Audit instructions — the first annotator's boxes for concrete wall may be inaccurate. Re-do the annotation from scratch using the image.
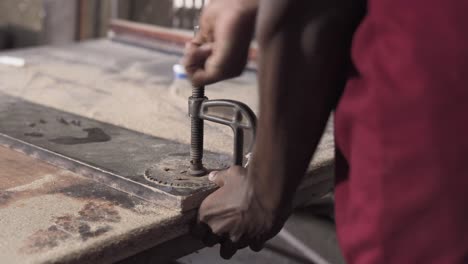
[0,0,44,49]
[43,0,78,45]
[0,0,200,50]
[77,0,113,39]
[0,0,77,50]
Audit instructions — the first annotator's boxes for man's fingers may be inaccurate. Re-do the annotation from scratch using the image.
[202,232,221,247]
[190,67,224,87]
[220,239,238,259]
[191,31,205,45]
[189,44,242,87]
[249,240,265,252]
[191,221,220,247]
[206,165,247,189]
[208,170,227,187]
[191,221,209,239]
[227,165,247,176]
[183,42,222,87]
[183,42,213,75]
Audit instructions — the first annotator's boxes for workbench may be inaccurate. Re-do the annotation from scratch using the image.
[0,39,334,263]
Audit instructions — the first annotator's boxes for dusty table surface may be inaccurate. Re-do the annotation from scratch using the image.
[0,145,195,264]
[0,39,334,263]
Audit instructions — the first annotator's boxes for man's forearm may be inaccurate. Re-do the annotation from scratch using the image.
[249,0,365,212]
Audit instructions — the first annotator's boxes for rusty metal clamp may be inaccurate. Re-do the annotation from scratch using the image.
[189,96,256,168]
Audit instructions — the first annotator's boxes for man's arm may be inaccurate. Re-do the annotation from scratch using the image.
[251,0,365,213]
[192,0,365,259]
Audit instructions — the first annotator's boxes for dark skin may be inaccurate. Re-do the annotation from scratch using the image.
[184,0,364,259]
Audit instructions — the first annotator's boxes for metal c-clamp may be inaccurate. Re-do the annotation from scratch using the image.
[188,95,257,176]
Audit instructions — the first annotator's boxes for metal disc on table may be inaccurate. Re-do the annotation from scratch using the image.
[144,153,230,188]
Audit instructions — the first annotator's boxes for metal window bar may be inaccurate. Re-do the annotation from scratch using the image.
[172,0,206,29]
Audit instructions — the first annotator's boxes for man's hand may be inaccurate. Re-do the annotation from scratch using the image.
[193,166,291,259]
[183,0,258,87]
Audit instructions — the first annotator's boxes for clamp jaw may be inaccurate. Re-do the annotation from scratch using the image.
[189,95,257,176]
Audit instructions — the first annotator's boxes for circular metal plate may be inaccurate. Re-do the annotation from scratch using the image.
[144,152,230,188]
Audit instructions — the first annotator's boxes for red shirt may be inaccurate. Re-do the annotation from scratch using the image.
[335,0,468,263]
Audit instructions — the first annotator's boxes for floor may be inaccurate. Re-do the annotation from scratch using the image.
[175,204,345,264]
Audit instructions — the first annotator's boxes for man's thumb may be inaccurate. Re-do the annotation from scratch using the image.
[208,170,226,187]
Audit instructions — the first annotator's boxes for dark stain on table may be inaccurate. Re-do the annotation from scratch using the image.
[0,191,13,207]
[24,132,44,138]
[55,182,140,211]
[21,201,121,254]
[54,214,86,233]
[21,226,72,254]
[79,225,113,241]
[49,127,111,145]
[78,202,121,223]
